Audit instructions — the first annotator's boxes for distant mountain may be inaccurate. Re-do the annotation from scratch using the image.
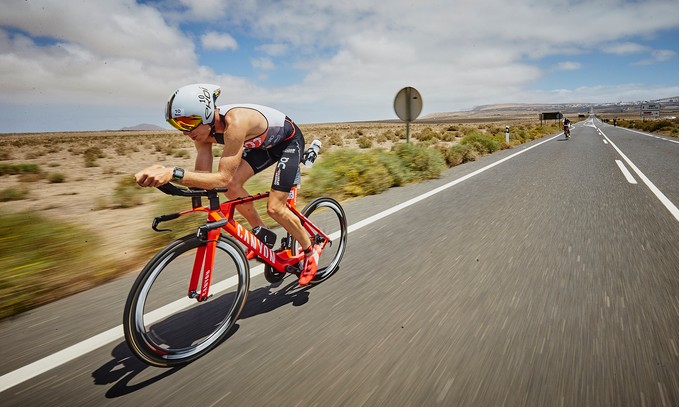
[422,97,679,120]
[120,123,167,131]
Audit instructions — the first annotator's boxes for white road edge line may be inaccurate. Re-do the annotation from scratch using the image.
[615,160,638,184]
[0,133,561,393]
[618,127,679,144]
[599,129,679,221]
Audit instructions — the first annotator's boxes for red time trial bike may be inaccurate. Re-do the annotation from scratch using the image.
[123,173,347,367]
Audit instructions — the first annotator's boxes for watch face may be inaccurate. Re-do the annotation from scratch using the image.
[173,167,184,181]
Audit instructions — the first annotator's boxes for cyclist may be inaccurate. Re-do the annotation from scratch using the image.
[134,83,321,286]
[563,117,571,137]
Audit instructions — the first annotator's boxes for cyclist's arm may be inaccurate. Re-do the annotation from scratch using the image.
[178,137,243,189]
[193,141,213,173]
[177,114,248,189]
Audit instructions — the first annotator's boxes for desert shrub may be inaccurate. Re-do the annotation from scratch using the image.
[0,186,29,202]
[415,127,440,143]
[25,151,45,160]
[0,211,118,319]
[48,173,66,183]
[514,129,529,142]
[0,148,12,160]
[640,120,672,133]
[439,132,456,142]
[174,149,190,158]
[358,137,373,149]
[374,150,410,187]
[443,144,474,167]
[379,130,393,142]
[391,143,446,181]
[111,175,145,208]
[84,146,105,167]
[304,149,394,198]
[18,173,43,183]
[461,133,501,154]
[0,163,41,176]
[115,143,137,156]
[328,133,344,146]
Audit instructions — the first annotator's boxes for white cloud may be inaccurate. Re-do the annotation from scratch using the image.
[251,57,274,70]
[556,61,582,71]
[201,31,238,51]
[602,42,650,55]
[257,43,289,57]
[178,0,227,20]
[635,49,677,65]
[0,0,200,110]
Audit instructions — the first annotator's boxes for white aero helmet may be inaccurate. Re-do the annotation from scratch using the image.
[165,83,221,131]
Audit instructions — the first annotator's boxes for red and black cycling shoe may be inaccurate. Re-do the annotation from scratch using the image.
[298,244,322,286]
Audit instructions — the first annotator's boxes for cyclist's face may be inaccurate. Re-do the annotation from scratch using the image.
[183,123,211,142]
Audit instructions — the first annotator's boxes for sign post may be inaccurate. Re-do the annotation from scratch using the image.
[393,87,423,143]
[505,126,509,144]
[640,103,661,119]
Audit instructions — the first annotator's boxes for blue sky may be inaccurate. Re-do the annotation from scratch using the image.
[0,0,678,132]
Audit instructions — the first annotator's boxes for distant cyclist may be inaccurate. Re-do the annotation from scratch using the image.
[563,117,571,138]
[134,83,321,286]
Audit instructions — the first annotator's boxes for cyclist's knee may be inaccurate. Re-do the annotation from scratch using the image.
[226,177,245,194]
[266,192,288,218]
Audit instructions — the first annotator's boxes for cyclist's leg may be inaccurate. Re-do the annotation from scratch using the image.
[269,189,320,285]
[265,133,323,284]
[265,134,311,250]
[268,190,311,250]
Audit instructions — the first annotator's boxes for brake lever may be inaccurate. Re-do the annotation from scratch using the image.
[152,213,181,232]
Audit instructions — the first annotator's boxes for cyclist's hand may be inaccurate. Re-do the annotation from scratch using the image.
[135,165,172,187]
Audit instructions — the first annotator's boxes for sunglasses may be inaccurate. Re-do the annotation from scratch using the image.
[167,115,203,132]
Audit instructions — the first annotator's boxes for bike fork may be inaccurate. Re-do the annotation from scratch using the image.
[189,230,220,302]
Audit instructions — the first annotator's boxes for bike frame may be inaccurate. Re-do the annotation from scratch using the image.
[179,187,332,302]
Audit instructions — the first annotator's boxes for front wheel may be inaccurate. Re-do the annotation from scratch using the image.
[292,196,347,285]
[123,234,250,367]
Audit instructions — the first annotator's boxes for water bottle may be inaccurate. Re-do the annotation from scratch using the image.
[252,226,276,249]
[303,139,322,168]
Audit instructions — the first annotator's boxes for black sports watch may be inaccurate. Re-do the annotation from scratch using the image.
[172,167,185,182]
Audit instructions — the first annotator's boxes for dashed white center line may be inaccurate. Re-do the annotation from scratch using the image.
[615,160,637,184]
[598,128,679,221]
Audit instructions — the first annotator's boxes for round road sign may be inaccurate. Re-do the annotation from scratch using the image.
[394,86,423,122]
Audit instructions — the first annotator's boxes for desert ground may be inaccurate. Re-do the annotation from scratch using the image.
[0,121,484,265]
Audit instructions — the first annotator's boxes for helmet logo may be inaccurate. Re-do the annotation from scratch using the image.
[198,87,213,121]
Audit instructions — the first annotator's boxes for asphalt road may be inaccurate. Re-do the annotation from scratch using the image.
[0,117,678,406]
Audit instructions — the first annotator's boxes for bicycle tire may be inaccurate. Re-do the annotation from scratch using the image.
[293,196,347,285]
[123,233,249,367]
